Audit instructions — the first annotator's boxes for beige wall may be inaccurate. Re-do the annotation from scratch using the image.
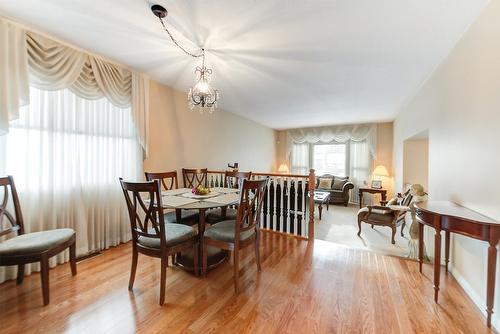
[393,0,500,327]
[403,139,429,190]
[143,80,276,174]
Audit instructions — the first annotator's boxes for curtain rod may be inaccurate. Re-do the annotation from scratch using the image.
[0,14,147,77]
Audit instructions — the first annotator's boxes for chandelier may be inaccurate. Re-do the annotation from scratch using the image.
[151,4,219,113]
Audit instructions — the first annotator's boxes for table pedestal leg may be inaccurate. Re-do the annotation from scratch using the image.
[358,191,363,209]
[486,241,498,328]
[318,203,323,220]
[434,227,441,303]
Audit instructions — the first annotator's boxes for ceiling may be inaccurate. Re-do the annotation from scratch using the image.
[0,0,489,129]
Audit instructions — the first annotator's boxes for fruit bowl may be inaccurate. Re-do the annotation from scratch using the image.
[192,185,211,195]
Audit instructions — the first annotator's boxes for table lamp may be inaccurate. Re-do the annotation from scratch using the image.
[372,165,389,188]
[277,164,290,174]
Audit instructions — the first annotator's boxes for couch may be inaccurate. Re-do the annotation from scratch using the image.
[316,174,354,207]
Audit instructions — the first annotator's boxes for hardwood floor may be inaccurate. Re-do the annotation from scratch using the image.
[0,231,495,333]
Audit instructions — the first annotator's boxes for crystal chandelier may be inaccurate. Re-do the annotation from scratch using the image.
[151,4,219,113]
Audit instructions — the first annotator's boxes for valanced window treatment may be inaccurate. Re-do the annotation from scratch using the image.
[0,19,149,156]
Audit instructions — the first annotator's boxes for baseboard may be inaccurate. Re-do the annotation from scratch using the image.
[449,264,497,330]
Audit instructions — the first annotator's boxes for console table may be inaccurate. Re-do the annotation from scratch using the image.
[358,187,387,208]
[415,201,500,327]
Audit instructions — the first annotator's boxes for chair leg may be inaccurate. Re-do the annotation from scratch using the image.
[233,248,240,294]
[357,218,362,236]
[391,226,396,244]
[69,241,77,276]
[193,241,199,277]
[202,239,208,277]
[40,255,50,305]
[159,256,167,306]
[401,221,406,237]
[129,247,138,291]
[255,234,261,272]
[16,264,25,285]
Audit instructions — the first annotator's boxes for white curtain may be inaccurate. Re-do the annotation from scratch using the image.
[0,18,150,156]
[0,87,142,283]
[0,19,30,135]
[291,143,309,175]
[287,123,378,157]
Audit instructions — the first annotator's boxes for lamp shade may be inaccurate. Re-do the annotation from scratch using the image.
[373,165,389,177]
[277,164,290,173]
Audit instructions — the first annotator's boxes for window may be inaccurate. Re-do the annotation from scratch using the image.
[312,143,348,176]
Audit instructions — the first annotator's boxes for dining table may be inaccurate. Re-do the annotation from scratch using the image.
[160,187,240,274]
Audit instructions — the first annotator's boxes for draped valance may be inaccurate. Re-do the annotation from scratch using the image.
[287,123,378,157]
[0,18,149,156]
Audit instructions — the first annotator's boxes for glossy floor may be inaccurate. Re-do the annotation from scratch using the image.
[0,232,494,333]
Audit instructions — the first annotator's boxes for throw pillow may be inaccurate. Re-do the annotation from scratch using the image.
[332,178,348,190]
[318,177,333,189]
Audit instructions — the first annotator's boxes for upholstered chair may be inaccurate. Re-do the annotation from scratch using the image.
[357,190,413,244]
[145,171,199,225]
[0,176,77,305]
[206,171,251,224]
[202,178,268,293]
[120,178,198,305]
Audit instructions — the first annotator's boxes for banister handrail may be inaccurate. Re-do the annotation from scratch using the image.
[206,170,309,178]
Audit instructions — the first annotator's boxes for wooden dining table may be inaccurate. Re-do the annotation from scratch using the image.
[160,187,240,274]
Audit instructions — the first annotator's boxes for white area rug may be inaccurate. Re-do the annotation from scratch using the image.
[314,204,410,258]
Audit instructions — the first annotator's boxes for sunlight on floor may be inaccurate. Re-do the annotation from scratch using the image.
[314,204,409,258]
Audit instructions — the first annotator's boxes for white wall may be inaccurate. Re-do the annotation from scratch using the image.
[403,139,429,190]
[144,80,276,175]
[393,0,500,327]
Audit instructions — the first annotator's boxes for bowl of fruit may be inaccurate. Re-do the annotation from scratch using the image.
[192,185,211,196]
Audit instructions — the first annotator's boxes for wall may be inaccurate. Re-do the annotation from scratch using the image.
[393,0,500,327]
[374,122,394,197]
[143,80,276,174]
[403,139,429,190]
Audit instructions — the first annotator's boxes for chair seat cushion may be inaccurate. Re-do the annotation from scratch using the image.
[206,208,238,224]
[138,223,197,249]
[204,220,255,243]
[164,209,199,225]
[360,212,394,223]
[0,228,75,256]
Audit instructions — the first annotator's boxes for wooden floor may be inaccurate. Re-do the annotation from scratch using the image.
[0,231,495,334]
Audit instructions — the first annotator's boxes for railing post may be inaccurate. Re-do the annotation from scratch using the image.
[308,169,315,240]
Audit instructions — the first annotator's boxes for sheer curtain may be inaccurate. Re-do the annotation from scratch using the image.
[349,140,373,203]
[0,87,142,283]
[291,143,309,174]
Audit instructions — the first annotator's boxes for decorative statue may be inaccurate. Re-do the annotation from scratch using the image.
[407,184,429,260]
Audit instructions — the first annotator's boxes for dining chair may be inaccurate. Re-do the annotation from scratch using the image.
[145,171,199,226]
[182,168,208,188]
[206,171,252,224]
[120,178,198,305]
[0,176,76,305]
[202,178,268,293]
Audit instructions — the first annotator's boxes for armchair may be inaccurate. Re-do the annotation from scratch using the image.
[357,190,413,244]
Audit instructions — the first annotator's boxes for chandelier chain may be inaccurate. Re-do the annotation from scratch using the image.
[158,17,204,59]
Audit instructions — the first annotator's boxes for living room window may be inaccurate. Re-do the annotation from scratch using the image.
[312,143,348,176]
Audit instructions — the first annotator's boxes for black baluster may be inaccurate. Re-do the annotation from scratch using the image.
[263,183,268,229]
[297,180,303,236]
[289,180,296,235]
[276,182,281,232]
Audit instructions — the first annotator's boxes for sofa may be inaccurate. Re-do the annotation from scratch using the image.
[316,174,354,207]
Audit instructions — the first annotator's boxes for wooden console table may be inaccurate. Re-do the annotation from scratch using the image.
[358,187,387,208]
[415,201,500,327]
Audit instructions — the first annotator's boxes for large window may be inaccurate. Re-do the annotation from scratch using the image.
[312,143,348,176]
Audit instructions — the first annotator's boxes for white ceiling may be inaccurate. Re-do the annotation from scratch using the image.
[0,0,489,129]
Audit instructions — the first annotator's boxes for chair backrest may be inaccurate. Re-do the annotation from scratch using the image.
[0,176,24,237]
[145,171,178,190]
[182,168,208,188]
[224,170,251,189]
[120,178,166,249]
[235,178,268,241]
